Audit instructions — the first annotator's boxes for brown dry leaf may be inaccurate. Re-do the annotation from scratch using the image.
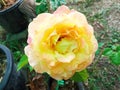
[1,0,16,9]
[4,0,16,5]
[27,74,47,90]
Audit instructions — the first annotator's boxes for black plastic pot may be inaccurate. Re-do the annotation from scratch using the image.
[0,45,27,90]
[76,82,85,90]
[0,0,28,33]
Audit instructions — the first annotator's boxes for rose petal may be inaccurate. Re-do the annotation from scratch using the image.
[25,5,98,80]
[53,5,70,14]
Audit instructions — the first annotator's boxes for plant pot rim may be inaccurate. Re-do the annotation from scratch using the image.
[0,0,23,14]
[0,45,13,90]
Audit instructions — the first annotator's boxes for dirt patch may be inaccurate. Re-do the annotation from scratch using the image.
[91,0,120,30]
[107,8,120,30]
[27,74,47,90]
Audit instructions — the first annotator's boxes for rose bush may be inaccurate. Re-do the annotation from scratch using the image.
[24,5,98,80]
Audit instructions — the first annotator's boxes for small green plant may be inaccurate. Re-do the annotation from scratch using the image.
[103,45,120,65]
[36,0,66,14]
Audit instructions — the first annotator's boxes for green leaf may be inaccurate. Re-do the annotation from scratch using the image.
[102,48,113,56]
[116,45,120,51]
[112,39,118,43]
[111,45,117,50]
[13,51,22,61]
[36,0,42,2]
[50,0,66,10]
[36,0,48,14]
[98,42,104,48]
[95,48,100,55]
[109,51,120,65]
[96,42,104,55]
[17,55,28,71]
[28,65,34,72]
[71,69,89,82]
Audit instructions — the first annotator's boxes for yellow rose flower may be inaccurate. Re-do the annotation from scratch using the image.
[24,5,98,80]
